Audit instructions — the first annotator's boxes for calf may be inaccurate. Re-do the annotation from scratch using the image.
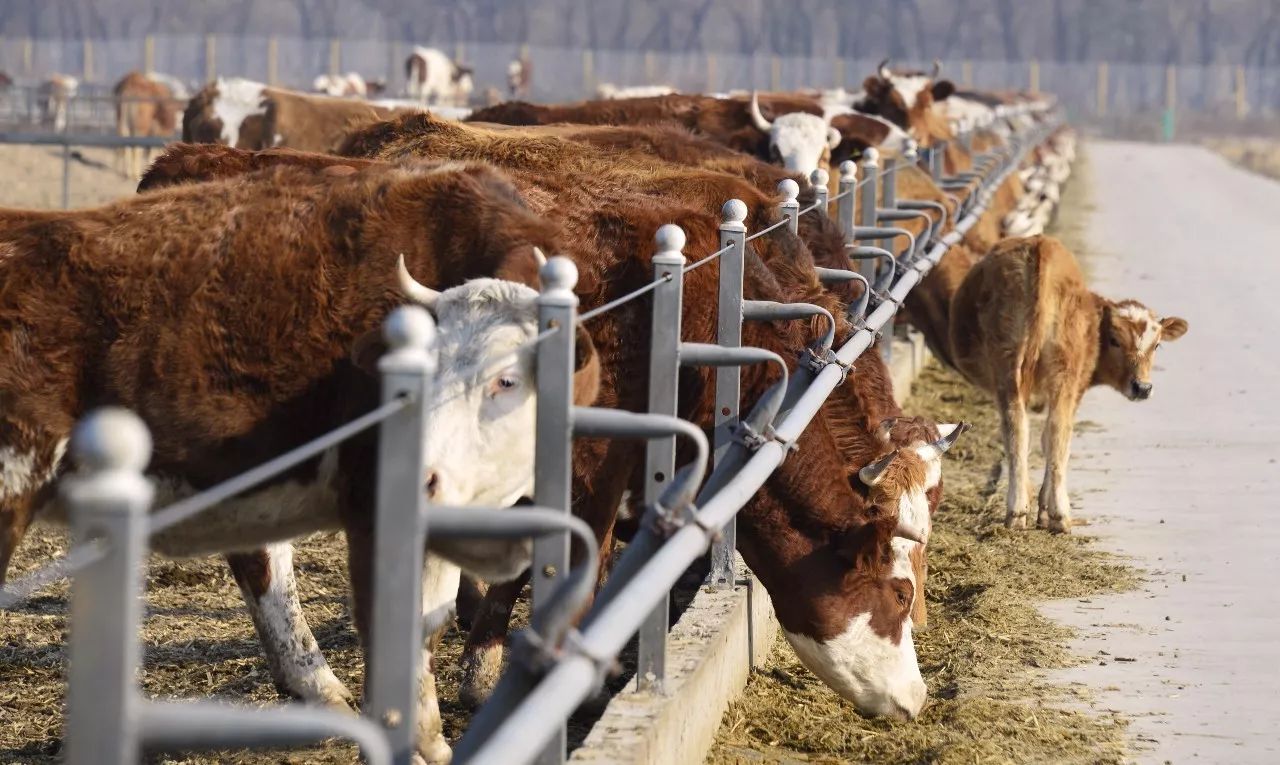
[949,236,1187,531]
[405,46,473,106]
[114,71,184,179]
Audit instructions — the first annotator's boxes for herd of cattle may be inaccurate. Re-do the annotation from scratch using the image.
[0,55,1188,763]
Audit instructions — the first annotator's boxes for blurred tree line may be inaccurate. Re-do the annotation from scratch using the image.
[6,0,1280,66]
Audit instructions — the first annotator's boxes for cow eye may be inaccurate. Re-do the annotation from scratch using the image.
[489,374,521,397]
[498,376,518,390]
[1108,335,1121,348]
[895,587,911,608]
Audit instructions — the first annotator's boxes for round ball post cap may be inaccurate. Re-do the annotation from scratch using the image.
[839,159,858,179]
[721,198,749,223]
[776,178,800,201]
[383,305,437,350]
[72,407,152,473]
[862,146,880,165]
[540,256,579,292]
[904,139,919,161]
[654,223,686,253]
[810,168,830,188]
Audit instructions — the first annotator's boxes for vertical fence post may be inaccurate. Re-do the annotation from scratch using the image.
[708,200,747,589]
[707,52,718,93]
[21,38,33,77]
[205,34,217,83]
[810,168,829,213]
[268,37,279,86]
[778,178,800,234]
[836,159,857,240]
[857,147,880,290]
[1163,64,1177,142]
[144,34,155,73]
[644,50,656,84]
[878,154,898,364]
[367,306,436,765]
[329,39,342,78]
[636,224,686,694]
[582,50,595,97]
[1029,58,1040,92]
[770,55,781,92]
[61,142,71,210]
[82,38,94,82]
[835,58,846,90]
[63,408,155,765]
[1096,61,1108,117]
[930,140,945,180]
[1236,65,1248,120]
[531,256,579,765]
[962,59,973,88]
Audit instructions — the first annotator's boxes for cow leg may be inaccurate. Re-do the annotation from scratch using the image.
[226,542,354,710]
[1037,390,1078,533]
[997,387,1031,529]
[458,573,526,708]
[455,573,488,632]
[0,492,39,586]
[345,522,452,765]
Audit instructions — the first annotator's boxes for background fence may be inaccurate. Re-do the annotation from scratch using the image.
[1,35,1279,125]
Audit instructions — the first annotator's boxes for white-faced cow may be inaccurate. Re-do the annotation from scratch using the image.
[38,73,78,132]
[949,235,1187,532]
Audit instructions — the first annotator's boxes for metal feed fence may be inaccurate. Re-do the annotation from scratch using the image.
[0,107,1056,765]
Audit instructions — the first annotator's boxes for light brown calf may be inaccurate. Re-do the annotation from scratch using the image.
[950,236,1187,531]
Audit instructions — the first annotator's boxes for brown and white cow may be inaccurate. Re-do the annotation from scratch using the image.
[114,70,185,179]
[182,78,419,153]
[0,160,570,764]
[466,92,841,179]
[38,73,78,132]
[405,46,474,106]
[949,236,1187,532]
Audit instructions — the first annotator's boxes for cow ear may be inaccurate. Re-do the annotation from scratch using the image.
[350,330,388,377]
[862,76,888,98]
[931,79,955,101]
[572,325,602,406]
[1159,316,1188,341]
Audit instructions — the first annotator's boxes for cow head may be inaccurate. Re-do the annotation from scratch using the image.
[749,91,840,178]
[452,64,475,100]
[859,59,955,142]
[388,254,599,510]
[763,418,967,720]
[182,77,270,148]
[1095,300,1188,401]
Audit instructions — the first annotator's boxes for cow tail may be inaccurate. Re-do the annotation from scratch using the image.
[1017,239,1049,397]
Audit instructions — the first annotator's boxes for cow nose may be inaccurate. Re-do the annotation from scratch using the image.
[425,471,441,499]
[1131,381,1152,400]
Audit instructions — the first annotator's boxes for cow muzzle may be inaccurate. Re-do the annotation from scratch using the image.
[1129,380,1153,401]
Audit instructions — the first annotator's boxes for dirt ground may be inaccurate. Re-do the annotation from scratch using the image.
[0,144,139,209]
[1203,136,1280,181]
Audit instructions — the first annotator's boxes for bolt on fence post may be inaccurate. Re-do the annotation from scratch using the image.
[857,147,880,293]
[810,168,830,214]
[368,305,436,765]
[636,224,686,694]
[878,153,898,365]
[708,199,747,590]
[777,178,800,234]
[63,408,155,765]
[532,255,579,765]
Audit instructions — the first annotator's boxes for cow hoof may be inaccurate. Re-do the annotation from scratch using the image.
[1005,514,1027,530]
[459,643,505,708]
[283,667,356,712]
[1048,517,1072,534]
[416,734,453,765]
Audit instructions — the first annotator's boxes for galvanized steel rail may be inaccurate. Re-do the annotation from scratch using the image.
[0,100,1058,765]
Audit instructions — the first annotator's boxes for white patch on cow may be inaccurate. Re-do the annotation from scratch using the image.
[406,47,472,106]
[770,112,835,176]
[237,541,353,708]
[147,447,340,556]
[784,612,926,719]
[889,75,931,109]
[1115,304,1162,353]
[0,438,66,501]
[422,554,461,636]
[212,77,267,148]
[596,83,677,100]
